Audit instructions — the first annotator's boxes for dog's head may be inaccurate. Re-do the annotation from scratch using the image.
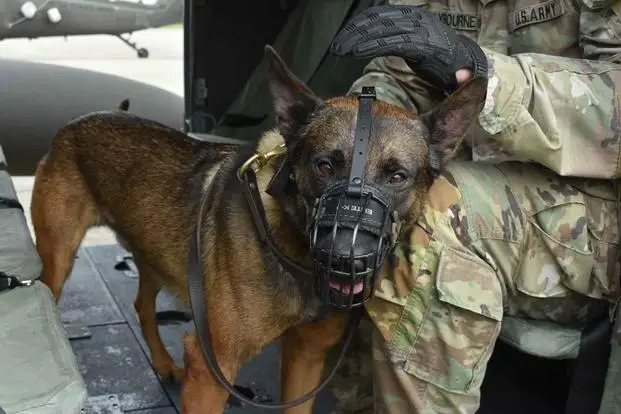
[264,45,487,309]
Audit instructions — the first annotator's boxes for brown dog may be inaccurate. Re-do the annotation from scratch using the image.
[30,45,487,413]
[117,98,130,111]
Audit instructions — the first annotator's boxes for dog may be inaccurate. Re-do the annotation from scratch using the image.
[30,45,487,413]
[118,98,130,111]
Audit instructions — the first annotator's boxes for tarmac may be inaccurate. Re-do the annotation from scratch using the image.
[1,28,184,247]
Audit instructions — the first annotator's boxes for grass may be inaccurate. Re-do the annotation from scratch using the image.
[163,23,183,28]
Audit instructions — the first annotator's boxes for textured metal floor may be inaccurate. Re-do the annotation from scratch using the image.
[61,244,335,414]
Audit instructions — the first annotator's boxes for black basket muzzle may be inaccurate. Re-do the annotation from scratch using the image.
[309,86,397,310]
[310,182,395,310]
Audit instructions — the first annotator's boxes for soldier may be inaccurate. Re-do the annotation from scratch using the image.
[326,1,621,413]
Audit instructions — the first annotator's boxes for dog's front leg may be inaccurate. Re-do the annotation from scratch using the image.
[180,332,241,414]
[281,313,348,414]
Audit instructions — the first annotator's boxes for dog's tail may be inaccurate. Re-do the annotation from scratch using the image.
[118,98,130,111]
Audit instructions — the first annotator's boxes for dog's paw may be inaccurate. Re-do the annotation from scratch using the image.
[171,364,185,383]
[154,360,185,383]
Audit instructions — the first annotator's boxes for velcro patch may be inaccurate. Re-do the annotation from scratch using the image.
[509,0,565,31]
[438,12,480,31]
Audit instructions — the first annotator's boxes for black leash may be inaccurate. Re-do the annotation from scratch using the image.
[187,169,362,410]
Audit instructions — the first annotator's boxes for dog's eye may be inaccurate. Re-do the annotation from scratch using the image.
[315,158,334,176]
[388,171,408,185]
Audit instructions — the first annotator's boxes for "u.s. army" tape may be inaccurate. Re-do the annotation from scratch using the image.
[509,0,566,31]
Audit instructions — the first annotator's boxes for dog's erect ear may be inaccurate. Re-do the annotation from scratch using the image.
[264,45,324,142]
[421,76,488,167]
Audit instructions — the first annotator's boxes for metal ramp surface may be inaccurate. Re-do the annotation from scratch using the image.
[60,244,335,414]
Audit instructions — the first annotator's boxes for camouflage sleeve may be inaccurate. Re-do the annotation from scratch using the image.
[475,47,621,179]
[346,56,445,115]
[349,47,621,179]
[463,0,621,178]
[348,0,621,179]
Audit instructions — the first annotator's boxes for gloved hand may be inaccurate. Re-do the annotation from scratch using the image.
[330,5,488,95]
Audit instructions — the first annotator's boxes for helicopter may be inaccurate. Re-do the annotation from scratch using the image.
[0,0,183,58]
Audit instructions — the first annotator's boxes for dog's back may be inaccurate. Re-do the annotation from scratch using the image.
[31,110,237,299]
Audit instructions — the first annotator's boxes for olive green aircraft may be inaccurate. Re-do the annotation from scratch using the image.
[0,0,183,57]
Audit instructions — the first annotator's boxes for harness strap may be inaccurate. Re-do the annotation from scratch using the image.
[187,171,362,410]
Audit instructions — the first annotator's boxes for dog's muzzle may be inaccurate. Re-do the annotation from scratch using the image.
[309,86,398,310]
[310,182,395,309]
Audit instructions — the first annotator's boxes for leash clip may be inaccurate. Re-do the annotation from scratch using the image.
[0,271,35,293]
[237,143,287,181]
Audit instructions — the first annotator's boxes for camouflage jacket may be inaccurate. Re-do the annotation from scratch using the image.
[349,0,621,179]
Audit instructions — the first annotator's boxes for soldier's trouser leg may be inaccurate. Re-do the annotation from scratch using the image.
[367,240,504,414]
[329,169,506,414]
[371,324,423,414]
[598,303,621,414]
[598,180,621,414]
[364,166,511,414]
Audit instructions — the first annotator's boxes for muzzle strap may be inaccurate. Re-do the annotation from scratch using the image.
[309,86,398,310]
[347,87,376,196]
[314,189,388,236]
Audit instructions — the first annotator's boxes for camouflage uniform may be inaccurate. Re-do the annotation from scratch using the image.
[327,0,621,412]
[367,163,621,412]
[349,0,621,179]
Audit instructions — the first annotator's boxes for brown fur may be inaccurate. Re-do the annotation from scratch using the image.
[31,46,487,413]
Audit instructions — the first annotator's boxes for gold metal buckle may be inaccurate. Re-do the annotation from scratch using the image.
[237,143,286,181]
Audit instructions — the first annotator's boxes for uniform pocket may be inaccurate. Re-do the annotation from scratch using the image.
[387,242,503,394]
[582,188,621,297]
[517,199,597,297]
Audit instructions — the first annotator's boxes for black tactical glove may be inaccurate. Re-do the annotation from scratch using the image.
[330,5,488,95]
